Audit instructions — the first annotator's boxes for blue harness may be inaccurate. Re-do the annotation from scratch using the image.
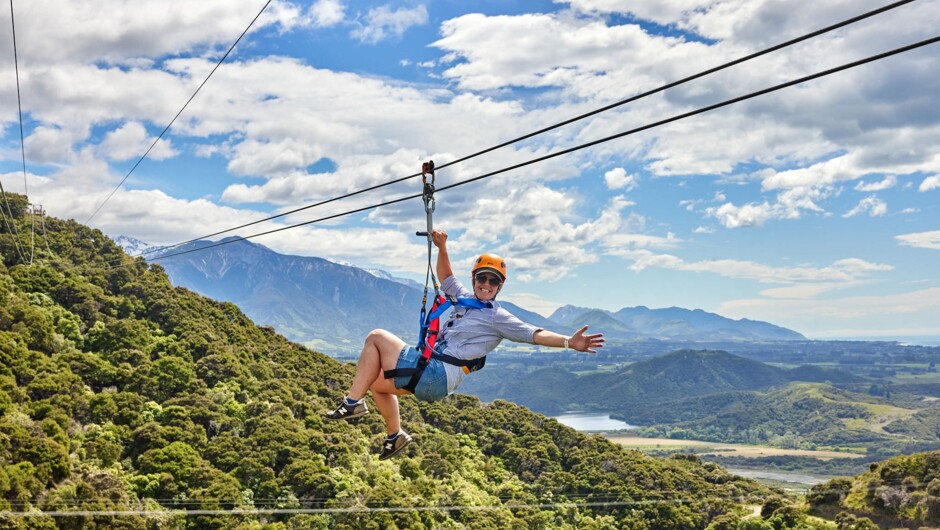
[384,294,492,393]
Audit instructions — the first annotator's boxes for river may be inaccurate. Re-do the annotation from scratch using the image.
[551,412,637,432]
[725,468,829,486]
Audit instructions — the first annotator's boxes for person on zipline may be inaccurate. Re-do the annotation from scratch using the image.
[325,228,605,460]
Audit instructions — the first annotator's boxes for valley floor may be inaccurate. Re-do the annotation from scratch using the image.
[605,436,866,460]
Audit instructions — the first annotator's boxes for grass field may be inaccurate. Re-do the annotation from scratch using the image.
[605,436,866,459]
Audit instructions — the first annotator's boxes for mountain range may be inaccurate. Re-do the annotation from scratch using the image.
[120,236,805,352]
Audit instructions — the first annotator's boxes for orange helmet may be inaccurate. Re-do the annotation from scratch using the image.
[472,253,507,282]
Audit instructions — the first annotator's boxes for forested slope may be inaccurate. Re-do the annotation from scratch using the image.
[808,450,940,529]
[0,196,783,529]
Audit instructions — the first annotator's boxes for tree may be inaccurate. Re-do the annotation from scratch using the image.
[136,441,210,498]
[147,356,198,402]
[705,513,739,530]
[835,512,878,530]
[760,496,789,519]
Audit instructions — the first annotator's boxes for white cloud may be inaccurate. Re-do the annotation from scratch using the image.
[604,231,679,251]
[693,226,714,234]
[309,0,345,27]
[758,282,864,300]
[351,4,428,44]
[706,201,774,228]
[705,183,838,228]
[843,196,886,218]
[896,230,940,250]
[5,0,301,66]
[619,251,892,285]
[31,177,433,276]
[99,122,176,162]
[761,155,860,191]
[854,175,896,192]
[920,174,940,191]
[603,167,638,190]
[430,2,940,194]
[368,186,641,283]
[501,291,563,317]
[563,0,707,26]
[562,0,940,51]
[23,125,85,164]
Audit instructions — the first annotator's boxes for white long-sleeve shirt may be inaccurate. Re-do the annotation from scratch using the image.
[437,275,542,392]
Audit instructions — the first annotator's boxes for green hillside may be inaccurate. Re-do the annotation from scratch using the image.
[461,349,793,415]
[808,450,940,528]
[0,198,785,528]
[462,350,940,455]
[594,349,791,404]
[635,383,903,449]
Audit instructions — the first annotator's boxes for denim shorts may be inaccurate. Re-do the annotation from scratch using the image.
[392,345,449,402]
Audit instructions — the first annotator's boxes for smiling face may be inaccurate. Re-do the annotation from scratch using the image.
[473,271,503,301]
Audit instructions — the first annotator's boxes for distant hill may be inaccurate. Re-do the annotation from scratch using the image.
[499,301,566,332]
[552,304,805,341]
[114,235,163,256]
[145,238,421,352]
[786,364,866,384]
[462,349,800,414]
[632,382,898,446]
[590,349,792,404]
[124,236,806,351]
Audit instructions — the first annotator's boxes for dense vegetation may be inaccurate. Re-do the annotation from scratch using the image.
[808,451,940,529]
[0,196,815,529]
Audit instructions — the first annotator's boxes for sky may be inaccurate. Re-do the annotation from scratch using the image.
[0,0,938,342]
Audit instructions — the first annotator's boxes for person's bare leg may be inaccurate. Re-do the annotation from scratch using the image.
[371,378,404,435]
[347,330,409,435]
[348,329,405,399]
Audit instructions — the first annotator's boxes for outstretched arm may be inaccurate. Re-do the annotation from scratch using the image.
[432,229,453,281]
[534,326,604,354]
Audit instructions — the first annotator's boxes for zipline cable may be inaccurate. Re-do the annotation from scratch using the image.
[127,0,920,259]
[0,0,26,264]
[9,0,26,199]
[0,497,779,517]
[39,206,56,259]
[131,35,939,267]
[9,0,34,265]
[84,0,274,225]
[0,180,25,263]
[0,480,896,508]
[0,481,897,517]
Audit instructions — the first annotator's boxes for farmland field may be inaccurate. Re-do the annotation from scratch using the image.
[605,436,866,459]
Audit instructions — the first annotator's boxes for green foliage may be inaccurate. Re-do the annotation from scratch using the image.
[738,519,774,530]
[809,451,940,527]
[834,512,878,530]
